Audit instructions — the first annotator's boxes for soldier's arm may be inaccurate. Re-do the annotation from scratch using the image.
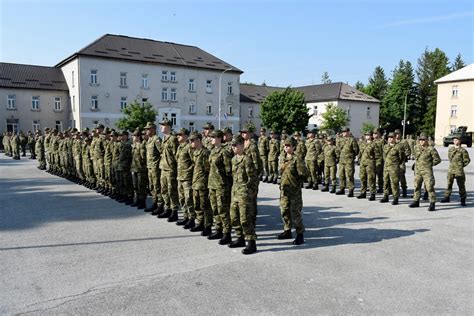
[204,151,211,173]
[353,139,360,156]
[245,156,255,184]
[296,157,309,179]
[223,150,233,177]
[448,147,454,160]
[462,149,470,167]
[431,149,441,166]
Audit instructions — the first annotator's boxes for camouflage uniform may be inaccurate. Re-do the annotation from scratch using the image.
[412,138,441,204]
[92,133,105,188]
[382,138,404,202]
[104,135,114,192]
[159,129,179,214]
[131,134,148,204]
[267,133,280,183]
[117,135,133,200]
[358,137,376,197]
[72,137,83,180]
[243,136,261,227]
[336,132,359,195]
[442,143,470,204]
[19,132,27,157]
[176,133,195,221]
[27,132,36,159]
[11,133,20,159]
[145,129,164,209]
[322,137,338,192]
[373,132,385,192]
[304,132,322,189]
[258,130,270,181]
[192,145,212,229]
[35,133,46,169]
[396,132,411,196]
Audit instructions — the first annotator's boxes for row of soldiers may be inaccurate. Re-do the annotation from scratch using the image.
[2,131,36,160]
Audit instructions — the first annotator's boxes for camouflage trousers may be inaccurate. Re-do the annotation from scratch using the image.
[178,179,194,220]
[375,162,384,190]
[160,170,179,211]
[280,187,305,234]
[84,163,95,184]
[132,171,148,199]
[383,164,400,198]
[37,150,46,169]
[399,163,407,190]
[324,164,337,187]
[74,157,84,180]
[305,159,318,183]
[413,170,436,203]
[268,160,278,182]
[359,163,376,194]
[104,164,113,190]
[444,172,466,198]
[317,160,324,184]
[260,155,269,178]
[209,188,231,233]
[94,159,105,187]
[147,166,163,205]
[116,169,133,197]
[230,190,256,241]
[338,162,355,190]
[193,188,212,227]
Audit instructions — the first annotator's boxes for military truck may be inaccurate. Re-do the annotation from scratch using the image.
[443,126,473,147]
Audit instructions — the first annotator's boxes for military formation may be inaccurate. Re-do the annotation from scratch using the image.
[1,123,470,253]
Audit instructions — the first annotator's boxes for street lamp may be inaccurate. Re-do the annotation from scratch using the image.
[218,67,233,129]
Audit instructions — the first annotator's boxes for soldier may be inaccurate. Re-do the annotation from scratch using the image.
[35,130,46,170]
[409,133,441,211]
[27,131,36,159]
[189,133,212,235]
[207,129,233,244]
[357,132,377,201]
[268,130,280,184]
[44,128,52,170]
[175,128,195,226]
[277,137,308,245]
[395,129,411,197]
[321,135,338,193]
[103,129,115,196]
[440,135,470,206]
[222,127,234,155]
[92,125,105,191]
[19,131,27,157]
[10,132,20,160]
[202,122,215,150]
[116,131,134,205]
[381,132,404,204]
[407,135,416,160]
[373,129,385,193]
[157,119,179,221]
[304,129,321,190]
[229,135,257,254]
[72,131,84,183]
[81,130,95,189]
[279,129,288,168]
[144,122,164,214]
[336,127,359,197]
[316,134,325,186]
[258,127,270,182]
[293,131,307,162]
[130,129,148,209]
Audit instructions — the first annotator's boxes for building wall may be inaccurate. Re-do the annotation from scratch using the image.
[69,56,240,132]
[0,88,69,133]
[240,101,262,131]
[435,80,474,145]
[59,59,81,129]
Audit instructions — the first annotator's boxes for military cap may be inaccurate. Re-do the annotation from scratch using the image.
[341,126,350,132]
[270,130,278,135]
[418,133,427,140]
[210,129,224,138]
[176,128,190,136]
[159,118,172,127]
[110,131,118,137]
[387,132,396,138]
[452,133,461,140]
[326,135,335,141]
[309,128,318,134]
[365,131,373,136]
[203,122,215,130]
[284,137,297,147]
[373,128,380,134]
[281,129,288,134]
[120,130,129,136]
[223,127,233,134]
[144,122,156,129]
[132,128,141,136]
[394,129,401,135]
[52,128,58,133]
[231,135,244,146]
[260,127,266,132]
[44,127,50,131]
[82,128,89,133]
[293,131,301,136]
[189,132,202,141]
[240,122,256,133]
[96,124,105,129]
[103,127,111,134]
[82,131,89,136]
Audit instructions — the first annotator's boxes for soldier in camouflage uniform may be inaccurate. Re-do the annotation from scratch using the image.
[395,129,411,197]
[103,129,115,195]
[316,134,325,186]
[92,125,105,191]
[258,128,270,182]
[72,131,84,183]
[336,127,359,197]
[222,126,234,156]
[82,130,95,189]
[407,135,416,160]
[293,131,307,162]
[357,132,377,201]
[2,132,10,156]
[157,119,180,221]
[207,129,233,244]
[35,130,46,169]
[409,133,441,211]
[175,128,195,226]
[11,132,20,160]
[144,122,164,214]
[27,131,36,159]
[130,129,147,209]
[189,133,212,235]
[304,129,321,190]
[372,129,385,193]
[19,131,27,157]
[116,131,133,204]
[268,130,280,184]
[380,132,404,205]
[278,137,308,245]
[202,122,215,150]
[229,135,257,255]
[44,128,52,170]
[440,135,470,206]
[321,136,338,193]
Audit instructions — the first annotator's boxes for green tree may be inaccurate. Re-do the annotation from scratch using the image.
[117,100,157,131]
[354,81,365,91]
[320,103,349,133]
[260,87,310,133]
[360,122,376,134]
[321,71,332,84]
[451,53,466,71]
[365,66,389,101]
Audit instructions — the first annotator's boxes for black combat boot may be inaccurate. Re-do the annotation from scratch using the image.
[273,179,278,184]
[423,191,428,201]
[402,188,408,198]
[293,233,304,245]
[167,210,178,222]
[176,218,188,226]
[144,202,157,213]
[125,197,134,205]
[377,188,383,194]
[242,240,257,255]
[409,200,420,208]
[190,222,204,232]
[428,202,436,212]
[391,197,399,205]
[336,188,345,195]
[321,185,329,192]
[219,233,232,245]
[228,236,245,248]
[312,183,318,190]
[369,194,376,201]
[440,196,450,203]
[137,199,146,210]
[347,189,354,198]
[201,227,212,237]
[158,209,172,218]
[184,219,196,230]
[357,193,366,199]
[461,197,466,206]
[305,182,313,189]
[277,230,292,240]
[130,198,138,207]
[380,195,389,203]
[208,230,223,240]
[330,186,336,194]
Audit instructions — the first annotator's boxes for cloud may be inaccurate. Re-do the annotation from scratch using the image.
[381,11,474,28]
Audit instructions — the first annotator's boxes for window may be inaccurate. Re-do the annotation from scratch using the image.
[170,88,177,101]
[170,71,176,82]
[120,97,127,110]
[227,82,233,95]
[72,71,75,87]
[72,96,76,112]
[228,103,233,115]
[142,98,148,106]
[188,79,195,92]
[206,102,212,115]
[91,96,98,110]
[33,120,40,132]
[162,70,168,81]
[452,85,458,97]
[189,122,195,133]
[366,106,371,119]
[120,72,127,87]
[313,105,318,116]
[171,113,177,126]
[55,120,62,132]
[162,88,168,100]
[189,101,196,114]
[450,105,457,118]
[31,96,40,110]
[7,95,15,109]
[142,74,148,89]
[54,97,61,111]
[206,80,212,93]
[248,106,254,118]
[90,70,98,84]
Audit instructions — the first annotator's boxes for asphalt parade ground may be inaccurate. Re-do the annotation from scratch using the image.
[1,147,473,315]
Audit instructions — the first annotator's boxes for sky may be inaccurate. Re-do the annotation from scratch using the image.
[1,0,473,87]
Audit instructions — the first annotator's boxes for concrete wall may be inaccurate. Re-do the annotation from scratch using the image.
[240,101,262,131]
[59,59,81,129]
[435,80,474,144]
[0,88,69,133]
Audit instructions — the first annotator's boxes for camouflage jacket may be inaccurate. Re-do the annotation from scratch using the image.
[323,144,338,167]
[448,146,470,175]
[117,141,132,171]
[176,142,194,181]
[373,138,385,164]
[92,137,105,160]
[104,140,114,166]
[203,136,214,150]
[146,135,162,169]
[359,141,376,166]
[280,154,308,191]
[383,143,404,167]
[268,139,280,162]
[208,145,232,190]
[131,142,147,173]
[258,136,269,157]
[244,139,262,177]
[295,139,307,161]
[231,154,255,196]
[413,145,441,173]
[337,136,359,163]
[397,139,411,164]
[35,135,44,155]
[192,147,210,190]
[305,138,322,162]
[159,134,178,171]
[72,139,82,158]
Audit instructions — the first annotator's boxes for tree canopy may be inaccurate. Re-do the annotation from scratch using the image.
[320,103,349,133]
[116,100,157,132]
